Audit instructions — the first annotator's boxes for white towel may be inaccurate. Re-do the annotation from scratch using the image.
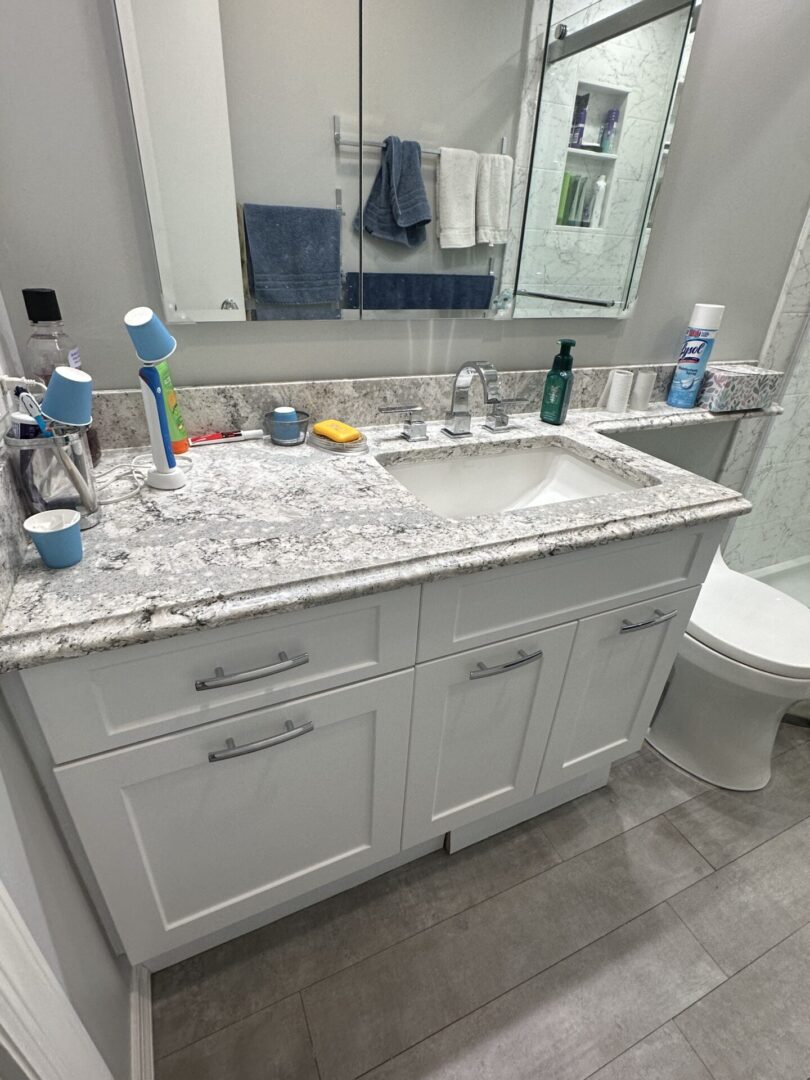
[475,154,514,245]
[437,148,479,249]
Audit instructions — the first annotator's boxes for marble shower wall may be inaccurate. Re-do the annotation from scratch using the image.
[724,214,810,573]
[514,0,688,316]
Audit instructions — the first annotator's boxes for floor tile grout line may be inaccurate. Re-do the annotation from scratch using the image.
[670,1017,720,1080]
[665,808,810,912]
[669,915,810,1040]
[578,1019,683,1080]
[299,991,324,1080]
[344,898,708,1080]
[663,900,729,984]
[665,799,810,873]
[152,810,710,1061]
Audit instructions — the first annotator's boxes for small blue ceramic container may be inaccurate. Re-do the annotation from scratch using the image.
[24,509,83,569]
[124,306,177,363]
[40,367,93,427]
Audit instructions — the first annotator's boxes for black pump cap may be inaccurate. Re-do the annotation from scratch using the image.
[555,338,576,371]
[22,288,62,323]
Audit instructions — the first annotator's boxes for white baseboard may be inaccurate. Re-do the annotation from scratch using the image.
[130,966,153,1080]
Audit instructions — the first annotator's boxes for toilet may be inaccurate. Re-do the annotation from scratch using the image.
[648,550,810,791]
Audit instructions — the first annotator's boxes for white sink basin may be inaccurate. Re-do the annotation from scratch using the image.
[384,444,641,520]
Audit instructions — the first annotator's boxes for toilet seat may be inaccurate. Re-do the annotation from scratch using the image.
[688,553,810,680]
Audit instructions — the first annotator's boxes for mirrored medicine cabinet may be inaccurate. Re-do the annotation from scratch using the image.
[114,0,698,324]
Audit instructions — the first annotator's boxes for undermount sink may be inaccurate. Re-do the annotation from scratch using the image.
[383,444,641,520]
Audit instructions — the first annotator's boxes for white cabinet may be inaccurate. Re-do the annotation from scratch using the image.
[537,587,700,791]
[54,672,414,963]
[402,624,577,847]
[7,524,721,966]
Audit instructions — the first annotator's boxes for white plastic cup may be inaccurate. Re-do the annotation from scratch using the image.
[629,370,656,411]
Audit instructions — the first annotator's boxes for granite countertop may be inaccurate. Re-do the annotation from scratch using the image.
[0,404,760,673]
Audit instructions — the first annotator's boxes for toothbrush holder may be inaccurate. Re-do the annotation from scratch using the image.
[265,409,310,446]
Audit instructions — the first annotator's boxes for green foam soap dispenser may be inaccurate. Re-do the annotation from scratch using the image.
[540,339,576,425]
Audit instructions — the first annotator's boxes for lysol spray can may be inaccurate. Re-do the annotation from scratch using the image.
[667,304,725,409]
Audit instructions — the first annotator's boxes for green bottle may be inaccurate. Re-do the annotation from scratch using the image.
[540,339,576,425]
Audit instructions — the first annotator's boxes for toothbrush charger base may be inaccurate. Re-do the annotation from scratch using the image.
[146,466,186,490]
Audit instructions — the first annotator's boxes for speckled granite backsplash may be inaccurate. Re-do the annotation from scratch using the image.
[92,363,685,448]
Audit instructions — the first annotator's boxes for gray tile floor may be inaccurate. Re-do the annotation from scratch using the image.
[152,721,810,1080]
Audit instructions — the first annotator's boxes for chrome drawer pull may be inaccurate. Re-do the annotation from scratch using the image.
[620,609,678,634]
[195,651,309,691]
[208,719,314,762]
[470,647,544,680]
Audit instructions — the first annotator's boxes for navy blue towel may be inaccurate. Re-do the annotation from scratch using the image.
[345,272,494,310]
[243,203,341,319]
[354,136,431,247]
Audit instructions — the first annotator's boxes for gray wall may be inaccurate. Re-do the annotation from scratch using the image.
[0,0,808,390]
[0,695,131,1078]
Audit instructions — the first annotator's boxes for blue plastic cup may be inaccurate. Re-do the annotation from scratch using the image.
[24,509,83,569]
[124,306,177,362]
[40,367,94,427]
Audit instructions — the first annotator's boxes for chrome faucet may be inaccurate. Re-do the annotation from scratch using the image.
[443,362,503,438]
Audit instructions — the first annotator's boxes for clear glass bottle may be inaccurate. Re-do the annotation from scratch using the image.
[22,288,101,464]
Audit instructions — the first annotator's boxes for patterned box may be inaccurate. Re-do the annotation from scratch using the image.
[697,364,782,413]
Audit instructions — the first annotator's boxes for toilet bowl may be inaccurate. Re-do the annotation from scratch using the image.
[648,551,810,791]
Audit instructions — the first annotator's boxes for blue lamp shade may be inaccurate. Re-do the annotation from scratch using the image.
[124,306,177,363]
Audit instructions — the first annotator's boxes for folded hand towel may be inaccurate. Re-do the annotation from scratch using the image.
[437,148,479,249]
[243,204,341,315]
[345,272,494,311]
[476,154,514,245]
[354,136,431,248]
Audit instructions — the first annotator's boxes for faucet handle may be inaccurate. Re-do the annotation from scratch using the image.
[378,404,428,442]
[484,397,529,432]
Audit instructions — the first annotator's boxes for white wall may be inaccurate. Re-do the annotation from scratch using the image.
[0,695,131,1078]
[0,0,808,389]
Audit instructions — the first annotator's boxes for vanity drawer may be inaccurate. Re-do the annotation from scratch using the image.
[22,588,420,763]
[417,522,722,661]
[54,671,415,964]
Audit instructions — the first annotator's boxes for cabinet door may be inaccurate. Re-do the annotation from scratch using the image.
[55,672,413,964]
[403,624,576,847]
[537,587,700,792]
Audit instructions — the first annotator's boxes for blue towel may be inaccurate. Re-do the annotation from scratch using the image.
[345,272,494,310]
[243,204,341,317]
[354,137,431,247]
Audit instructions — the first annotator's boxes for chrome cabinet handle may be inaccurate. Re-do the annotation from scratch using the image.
[469,647,544,680]
[620,609,678,634]
[195,651,309,691]
[208,719,314,762]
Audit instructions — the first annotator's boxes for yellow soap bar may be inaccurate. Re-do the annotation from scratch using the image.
[312,419,362,443]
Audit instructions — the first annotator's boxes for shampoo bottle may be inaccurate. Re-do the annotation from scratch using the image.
[667,304,725,408]
[541,339,576,425]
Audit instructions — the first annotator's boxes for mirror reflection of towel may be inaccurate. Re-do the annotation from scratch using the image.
[476,154,514,245]
[437,148,479,249]
[354,136,431,248]
[243,203,341,319]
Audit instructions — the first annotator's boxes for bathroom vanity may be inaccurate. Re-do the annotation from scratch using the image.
[0,412,745,968]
